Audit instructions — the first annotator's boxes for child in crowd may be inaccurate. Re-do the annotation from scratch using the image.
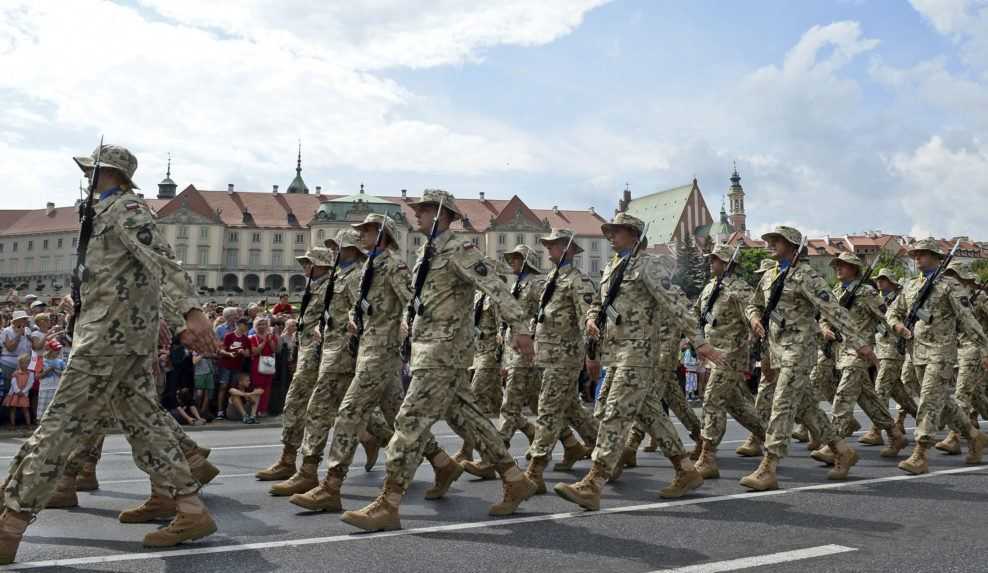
[192,350,214,419]
[228,372,262,424]
[217,318,251,420]
[4,354,33,430]
[36,340,64,419]
[172,387,207,426]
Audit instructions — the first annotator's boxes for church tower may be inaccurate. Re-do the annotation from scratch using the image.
[287,142,309,194]
[727,162,746,233]
[157,153,177,199]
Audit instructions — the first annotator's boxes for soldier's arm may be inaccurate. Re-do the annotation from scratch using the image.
[745,274,767,323]
[863,287,891,334]
[112,196,199,330]
[888,282,909,328]
[799,271,869,351]
[730,279,755,328]
[571,272,599,321]
[451,244,529,334]
[640,258,703,344]
[818,285,839,333]
[387,259,413,308]
[948,280,988,348]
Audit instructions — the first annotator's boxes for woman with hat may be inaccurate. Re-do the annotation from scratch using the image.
[0,311,33,384]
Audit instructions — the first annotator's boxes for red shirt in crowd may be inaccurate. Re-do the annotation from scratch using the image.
[222,331,250,371]
[271,302,293,315]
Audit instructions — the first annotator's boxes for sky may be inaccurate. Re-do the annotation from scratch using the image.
[1,0,986,239]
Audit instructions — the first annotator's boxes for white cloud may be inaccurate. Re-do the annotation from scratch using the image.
[909,0,972,34]
[910,0,988,69]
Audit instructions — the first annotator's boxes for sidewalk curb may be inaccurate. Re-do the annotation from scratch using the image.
[0,417,284,441]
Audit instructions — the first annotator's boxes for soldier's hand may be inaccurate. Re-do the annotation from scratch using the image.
[347,320,358,335]
[856,345,878,365]
[586,319,600,338]
[585,358,601,383]
[697,343,726,368]
[894,323,912,339]
[820,327,837,341]
[512,333,534,360]
[750,317,766,339]
[400,320,409,339]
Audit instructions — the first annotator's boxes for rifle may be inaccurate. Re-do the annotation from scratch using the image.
[534,233,576,326]
[896,240,962,355]
[824,255,880,350]
[698,243,742,332]
[292,266,314,365]
[585,222,650,360]
[759,235,808,335]
[68,137,104,338]
[399,196,446,363]
[349,222,387,355]
[496,249,532,362]
[315,250,342,360]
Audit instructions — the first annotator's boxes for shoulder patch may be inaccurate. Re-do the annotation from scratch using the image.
[136,226,153,246]
[817,290,830,302]
[583,293,593,304]
[397,261,408,270]
[473,261,488,276]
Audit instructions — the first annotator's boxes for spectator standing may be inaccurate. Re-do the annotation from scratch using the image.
[215,307,238,342]
[249,317,277,416]
[272,294,294,317]
[1,311,34,389]
[217,318,251,420]
[192,351,214,419]
[36,340,65,419]
[4,354,33,430]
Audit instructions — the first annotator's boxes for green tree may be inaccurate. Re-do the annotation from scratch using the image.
[873,250,910,281]
[737,247,771,287]
[972,259,988,284]
[673,234,707,298]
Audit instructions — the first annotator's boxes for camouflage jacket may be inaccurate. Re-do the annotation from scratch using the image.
[876,288,906,361]
[746,263,868,369]
[534,264,597,370]
[695,274,754,372]
[822,282,888,370]
[319,262,360,373]
[348,250,412,363]
[297,272,332,353]
[889,274,988,366]
[503,273,546,369]
[590,253,699,368]
[953,283,988,364]
[471,291,501,369]
[74,190,198,357]
[409,231,528,370]
[657,283,693,371]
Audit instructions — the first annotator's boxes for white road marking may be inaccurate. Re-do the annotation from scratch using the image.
[4,463,982,570]
[647,544,857,572]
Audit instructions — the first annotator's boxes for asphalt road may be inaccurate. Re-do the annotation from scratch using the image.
[1,409,986,573]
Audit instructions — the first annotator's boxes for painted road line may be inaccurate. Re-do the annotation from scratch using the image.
[648,544,857,572]
[3,463,981,570]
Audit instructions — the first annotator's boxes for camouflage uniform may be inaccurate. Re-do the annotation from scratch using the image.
[470,292,503,417]
[3,182,199,513]
[498,257,545,444]
[946,263,988,422]
[810,346,838,404]
[874,285,917,418]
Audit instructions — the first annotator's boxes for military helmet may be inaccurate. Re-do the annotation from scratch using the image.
[74,144,140,189]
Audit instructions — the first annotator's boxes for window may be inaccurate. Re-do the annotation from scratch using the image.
[23,257,33,272]
[9,259,17,272]
[273,233,283,244]
[71,237,77,248]
[226,249,239,267]
[177,226,189,239]
[295,233,304,245]
[471,237,479,246]
[413,236,422,247]
[591,240,599,252]
[27,240,33,251]
[252,232,261,243]
[591,257,601,275]
[196,274,207,287]
[198,246,210,265]
[317,229,325,240]
[12,242,17,253]
[574,255,583,269]
[54,256,64,270]
[498,234,506,246]
[249,249,261,267]
[228,231,239,242]
[40,257,50,272]
[199,226,209,240]
[42,239,49,250]
[175,244,188,263]
[271,250,283,267]
[515,234,524,246]
[57,238,63,249]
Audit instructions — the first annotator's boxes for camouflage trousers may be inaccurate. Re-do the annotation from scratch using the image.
[831,366,893,438]
[700,366,764,447]
[755,370,778,423]
[911,361,974,446]
[470,367,503,418]
[279,346,322,451]
[386,368,514,491]
[764,357,838,459]
[3,355,198,513]
[528,366,599,460]
[498,367,540,443]
[954,359,988,421]
[325,356,419,479]
[874,358,918,419]
[811,359,838,404]
[603,368,700,447]
[592,367,685,473]
[900,355,921,415]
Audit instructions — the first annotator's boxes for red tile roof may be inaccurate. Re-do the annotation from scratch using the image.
[1,206,80,236]
[531,208,608,237]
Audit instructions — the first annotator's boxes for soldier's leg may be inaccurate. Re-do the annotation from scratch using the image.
[499,367,537,443]
[325,366,400,482]
[278,350,322,451]
[528,367,583,461]
[565,390,598,447]
[831,367,865,439]
[298,371,352,462]
[700,367,733,447]
[636,376,688,461]
[954,360,983,418]
[470,368,503,418]
[663,372,701,439]
[593,368,613,420]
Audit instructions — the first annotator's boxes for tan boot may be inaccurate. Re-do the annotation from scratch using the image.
[361,434,380,472]
[341,480,403,531]
[554,441,589,472]
[290,472,343,512]
[189,457,221,487]
[827,442,859,480]
[895,411,908,436]
[270,458,319,496]
[643,435,658,452]
[0,510,31,565]
[965,430,988,465]
[806,436,823,452]
[739,454,779,491]
[688,435,703,461]
[898,444,929,475]
[791,425,809,443]
[489,464,537,516]
[659,455,704,498]
[451,444,474,464]
[46,476,79,509]
[858,425,884,446]
[880,425,908,458]
[735,434,762,457]
[810,445,835,466]
[197,446,212,459]
[256,448,297,481]
[461,460,497,480]
[143,509,217,548]
[608,447,637,482]
[524,457,548,495]
[554,461,608,511]
[119,495,177,524]
[424,452,463,500]
[935,431,962,455]
[76,463,99,492]
[695,440,720,479]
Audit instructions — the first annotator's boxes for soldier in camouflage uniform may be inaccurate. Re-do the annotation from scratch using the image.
[341,191,538,532]
[737,258,778,457]
[691,244,767,479]
[742,226,876,491]
[555,214,720,511]
[890,239,988,474]
[0,145,220,564]
[257,247,337,495]
[933,261,988,455]
[470,291,503,418]
[813,253,907,463]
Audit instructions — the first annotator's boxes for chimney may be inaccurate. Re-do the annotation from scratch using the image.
[401,189,408,201]
[227,183,235,192]
[589,206,595,214]
[553,205,560,215]
[479,191,485,201]
[272,184,279,194]
[46,202,55,217]
[315,186,321,195]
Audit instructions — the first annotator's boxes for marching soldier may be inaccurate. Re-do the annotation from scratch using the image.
[692,244,767,479]
[341,191,537,531]
[554,213,719,510]
[470,291,503,418]
[737,258,778,457]
[743,226,876,491]
[0,145,219,564]
[814,253,906,462]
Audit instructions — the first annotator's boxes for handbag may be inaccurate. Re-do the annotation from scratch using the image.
[258,355,276,375]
